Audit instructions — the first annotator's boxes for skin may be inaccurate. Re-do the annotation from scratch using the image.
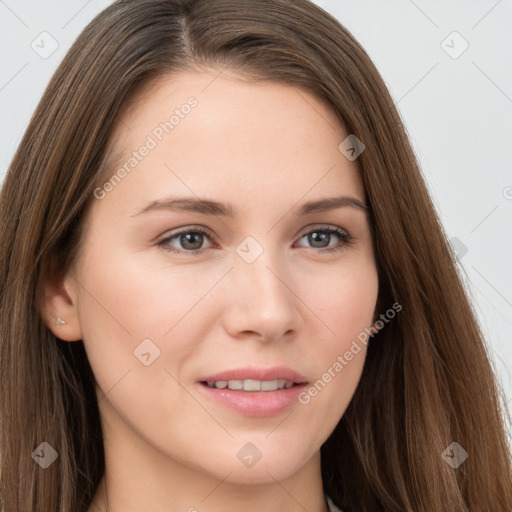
[42,69,379,512]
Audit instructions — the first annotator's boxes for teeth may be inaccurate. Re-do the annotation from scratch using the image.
[205,379,294,391]
[244,379,261,391]
[260,380,278,391]
[227,379,242,390]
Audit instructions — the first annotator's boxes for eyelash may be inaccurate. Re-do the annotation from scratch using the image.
[157,224,354,256]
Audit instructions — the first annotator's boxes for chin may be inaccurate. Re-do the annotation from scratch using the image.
[196,444,313,485]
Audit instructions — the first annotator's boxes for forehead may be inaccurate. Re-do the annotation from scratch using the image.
[96,69,365,219]
[113,68,343,137]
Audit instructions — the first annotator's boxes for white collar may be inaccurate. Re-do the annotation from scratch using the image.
[326,494,343,512]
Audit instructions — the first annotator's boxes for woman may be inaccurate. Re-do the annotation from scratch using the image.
[0,0,511,510]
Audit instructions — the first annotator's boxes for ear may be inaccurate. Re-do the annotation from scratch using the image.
[39,259,83,342]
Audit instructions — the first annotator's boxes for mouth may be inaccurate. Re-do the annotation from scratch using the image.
[196,367,309,417]
[200,378,299,391]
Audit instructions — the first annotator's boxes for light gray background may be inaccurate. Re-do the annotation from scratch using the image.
[1,0,511,433]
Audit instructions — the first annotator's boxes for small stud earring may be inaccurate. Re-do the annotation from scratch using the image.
[55,316,67,326]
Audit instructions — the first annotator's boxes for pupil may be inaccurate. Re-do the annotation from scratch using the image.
[182,232,203,250]
[310,231,329,248]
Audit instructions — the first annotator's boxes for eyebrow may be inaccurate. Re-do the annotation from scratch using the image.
[130,195,370,218]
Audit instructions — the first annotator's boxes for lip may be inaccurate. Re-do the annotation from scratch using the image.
[198,366,308,384]
[197,366,309,417]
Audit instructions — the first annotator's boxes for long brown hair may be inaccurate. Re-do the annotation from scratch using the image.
[1,0,510,510]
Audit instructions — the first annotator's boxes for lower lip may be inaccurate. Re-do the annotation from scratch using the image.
[197,382,308,417]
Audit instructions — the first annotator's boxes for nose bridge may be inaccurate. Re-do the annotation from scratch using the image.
[225,235,300,339]
[237,237,291,306]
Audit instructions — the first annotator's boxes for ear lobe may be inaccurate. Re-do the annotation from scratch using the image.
[40,263,83,342]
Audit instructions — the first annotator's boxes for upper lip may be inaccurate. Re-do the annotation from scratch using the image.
[199,366,308,384]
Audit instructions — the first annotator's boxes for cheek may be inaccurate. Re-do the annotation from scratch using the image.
[306,256,379,346]
[78,239,215,337]
[74,241,229,401]
[295,257,378,410]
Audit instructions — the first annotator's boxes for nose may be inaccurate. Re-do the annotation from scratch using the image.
[221,246,302,344]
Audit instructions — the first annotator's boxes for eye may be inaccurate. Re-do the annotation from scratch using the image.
[157,224,354,255]
[294,225,354,253]
[157,225,215,254]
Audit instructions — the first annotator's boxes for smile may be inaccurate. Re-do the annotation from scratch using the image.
[203,379,295,391]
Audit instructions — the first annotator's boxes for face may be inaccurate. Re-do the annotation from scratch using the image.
[47,69,379,485]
